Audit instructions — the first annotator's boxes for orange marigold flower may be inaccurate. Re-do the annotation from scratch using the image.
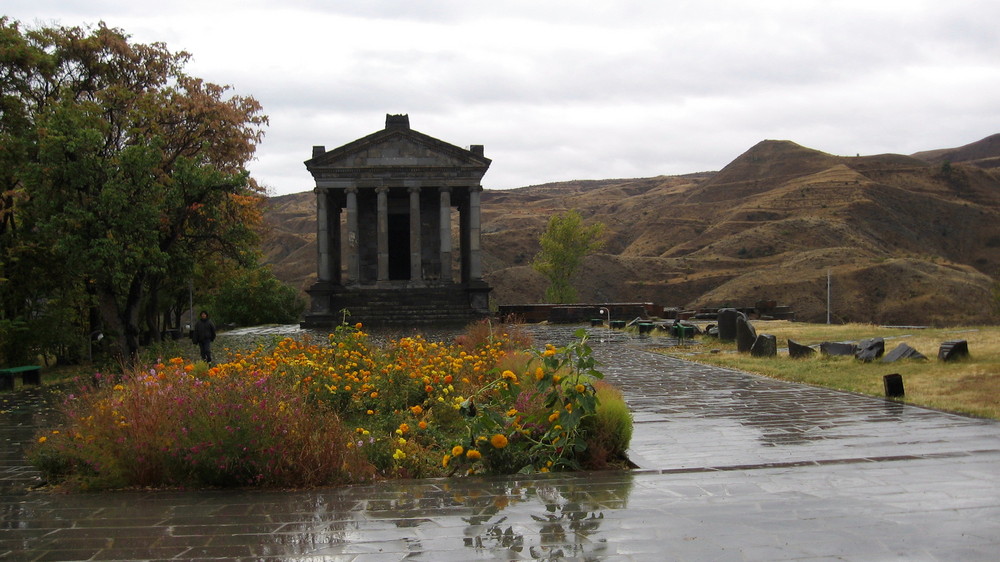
[355,322,363,329]
[425,385,433,393]
[490,434,509,449]
[398,423,410,434]
[410,405,423,415]
[418,421,428,430]
[451,445,464,457]
[466,449,482,460]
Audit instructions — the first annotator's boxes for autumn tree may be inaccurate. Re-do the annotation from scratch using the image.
[0,18,268,363]
[532,209,606,304]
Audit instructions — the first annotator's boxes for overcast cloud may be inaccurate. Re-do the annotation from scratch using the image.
[7,1,1000,195]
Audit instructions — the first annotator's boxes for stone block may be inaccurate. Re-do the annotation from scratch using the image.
[717,308,740,342]
[820,341,857,356]
[855,338,885,362]
[938,340,969,361]
[883,374,905,398]
[882,343,927,363]
[787,339,816,359]
[735,314,757,353]
[750,334,777,357]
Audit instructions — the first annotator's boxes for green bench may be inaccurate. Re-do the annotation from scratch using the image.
[0,365,41,391]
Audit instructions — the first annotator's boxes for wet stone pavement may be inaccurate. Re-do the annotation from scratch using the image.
[1,325,998,561]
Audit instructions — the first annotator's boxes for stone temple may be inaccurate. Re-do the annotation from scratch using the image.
[301,114,492,327]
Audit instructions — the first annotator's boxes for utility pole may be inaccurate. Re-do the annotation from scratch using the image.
[827,269,831,324]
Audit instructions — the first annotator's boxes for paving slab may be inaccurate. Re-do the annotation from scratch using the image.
[1,325,998,561]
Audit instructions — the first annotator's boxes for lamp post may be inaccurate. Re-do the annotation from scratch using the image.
[598,307,611,342]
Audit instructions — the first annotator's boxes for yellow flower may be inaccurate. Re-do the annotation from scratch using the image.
[506,408,518,417]
[490,434,509,449]
[393,449,406,460]
[575,384,586,394]
[442,454,451,468]
[37,436,47,444]
[501,370,517,382]
[355,322,363,329]
[543,344,557,357]
[452,445,464,457]
[553,375,562,383]
[535,367,545,381]
[565,403,573,412]
[466,449,482,460]
[548,412,560,422]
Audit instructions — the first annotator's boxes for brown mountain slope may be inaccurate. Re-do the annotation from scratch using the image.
[912,133,1000,169]
[262,136,1000,326]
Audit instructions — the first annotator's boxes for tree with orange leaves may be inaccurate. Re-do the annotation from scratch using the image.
[0,17,268,363]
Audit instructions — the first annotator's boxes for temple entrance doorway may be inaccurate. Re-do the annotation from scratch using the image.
[388,213,410,281]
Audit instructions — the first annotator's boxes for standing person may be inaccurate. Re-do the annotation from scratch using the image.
[192,310,217,363]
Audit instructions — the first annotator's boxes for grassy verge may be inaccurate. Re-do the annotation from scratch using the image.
[656,321,1000,420]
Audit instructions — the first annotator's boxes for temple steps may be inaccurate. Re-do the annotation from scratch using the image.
[301,286,489,328]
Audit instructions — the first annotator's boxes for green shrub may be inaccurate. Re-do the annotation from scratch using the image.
[210,266,305,326]
[580,380,634,469]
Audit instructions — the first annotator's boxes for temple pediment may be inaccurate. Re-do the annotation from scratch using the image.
[305,115,490,178]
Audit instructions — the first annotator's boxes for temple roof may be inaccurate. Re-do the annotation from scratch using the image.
[305,114,491,184]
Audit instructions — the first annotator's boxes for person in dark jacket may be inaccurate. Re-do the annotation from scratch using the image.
[192,310,217,363]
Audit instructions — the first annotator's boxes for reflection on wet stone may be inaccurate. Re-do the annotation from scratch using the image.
[459,476,630,559]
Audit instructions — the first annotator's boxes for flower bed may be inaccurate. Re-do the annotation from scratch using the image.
[29,322,633,489]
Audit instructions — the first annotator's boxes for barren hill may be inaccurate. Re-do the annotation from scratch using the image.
[263,134,1000,326]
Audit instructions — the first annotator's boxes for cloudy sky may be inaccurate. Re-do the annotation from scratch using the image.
[7,1,1000,195]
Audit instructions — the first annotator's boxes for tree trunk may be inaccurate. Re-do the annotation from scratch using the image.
[122,273,147,363]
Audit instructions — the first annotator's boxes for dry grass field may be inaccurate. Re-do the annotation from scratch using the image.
[660,321,1000,420]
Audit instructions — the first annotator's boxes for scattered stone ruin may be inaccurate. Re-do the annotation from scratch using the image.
[301,115,492,327]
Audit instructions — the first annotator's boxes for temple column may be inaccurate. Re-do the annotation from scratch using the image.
[467,185,483,281]
[315,189,331,283]
[439,187,452,283]
[408,186,423,282]
[376,186,389,282]
[345,186,359,284]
